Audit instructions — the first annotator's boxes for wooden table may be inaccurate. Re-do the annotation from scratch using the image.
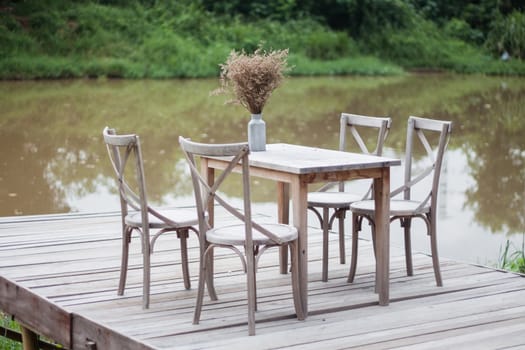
[202,143,401,316]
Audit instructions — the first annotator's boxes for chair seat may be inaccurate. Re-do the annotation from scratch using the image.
[307,191,363,208]
[207,223,298,246]
[350,199,430,217]
[126,208,199,229]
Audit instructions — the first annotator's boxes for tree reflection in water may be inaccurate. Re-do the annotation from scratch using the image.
[462,87,525,234]
[0,75,523,264]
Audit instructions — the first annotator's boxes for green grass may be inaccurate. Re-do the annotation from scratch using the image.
[499,235,525,273]
[1,313,21,350]
[288,54,404,76]
[0,312,64,349]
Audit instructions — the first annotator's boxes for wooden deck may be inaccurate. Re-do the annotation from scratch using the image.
[1,208,524,349]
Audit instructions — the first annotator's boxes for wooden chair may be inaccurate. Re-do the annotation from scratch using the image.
[179,136,304,336]
[348,116,452,286]
[307,113,391,282]
[103,127,199,309]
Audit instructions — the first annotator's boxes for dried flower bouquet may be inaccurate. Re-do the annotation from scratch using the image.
[214,48,290,114]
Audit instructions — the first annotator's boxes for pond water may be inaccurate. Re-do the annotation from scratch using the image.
[0,74,524,268]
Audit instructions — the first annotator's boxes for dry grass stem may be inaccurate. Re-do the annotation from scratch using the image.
[213,48,290,114]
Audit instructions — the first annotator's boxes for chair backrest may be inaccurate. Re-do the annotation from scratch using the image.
[339,113,392,156]
[103,127,149,227]
[391,116,453,213]
[336,113,392,193]
[179,137,284,247]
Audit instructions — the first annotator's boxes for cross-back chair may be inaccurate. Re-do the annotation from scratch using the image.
[307,113,392,282]
[103,127,199,309]
[348,116,452,286]
[179,136,304,336]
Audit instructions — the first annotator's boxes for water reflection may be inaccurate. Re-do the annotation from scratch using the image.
[0,74,523,264]
[461,86,525,234]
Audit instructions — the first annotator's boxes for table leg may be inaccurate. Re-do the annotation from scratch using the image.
[291,177,308,316]
[374,167,390,306]
[201,159,215,227]
[278,182,290,274]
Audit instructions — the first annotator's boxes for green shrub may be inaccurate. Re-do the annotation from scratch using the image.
[485,11,525,59]
[62,4,146,58]
[367,23,441,67]
[140,31,227,78]
[369,17,494,72]
[348,0,415,37]
[23,9,75,56]
[443,18,484,45]
[0,25,37,57]
[209,17,268,53]
[304,30,356,60]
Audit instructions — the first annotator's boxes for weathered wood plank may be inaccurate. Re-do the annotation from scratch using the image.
[1,211,524,350]
[152,290,525,349]
[71,313,154,350]
[0,276,71,348]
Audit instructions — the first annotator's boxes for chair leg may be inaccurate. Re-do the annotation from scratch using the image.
[193,246,209,325]
[402,218,414,276]
[338,209,346,265]
[429,218,443,286]
[322,208,330,282]
[348,213,360,283]
[288,245,293,273]
[142,241,151,309]
[290,241,305,320]
[279,245,289,274]
[252,247,258,312]
[246,245,257,335]
[205,246,218,301]
[371,222,377,260]
[178,229,191,290]
[118,227,131,296]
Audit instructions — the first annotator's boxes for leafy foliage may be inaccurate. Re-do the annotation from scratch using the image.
[485,11,525,59]
[0,0,524,79]
[0,312,21,350]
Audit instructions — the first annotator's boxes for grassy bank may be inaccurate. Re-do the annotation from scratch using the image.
[0,1,524,79]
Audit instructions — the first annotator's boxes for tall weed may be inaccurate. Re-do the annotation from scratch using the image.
[499,234,525,273]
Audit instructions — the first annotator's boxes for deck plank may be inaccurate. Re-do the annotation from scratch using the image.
[1,211,524,349]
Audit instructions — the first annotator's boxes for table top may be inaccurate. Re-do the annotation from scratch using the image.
[245,143,401,175]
